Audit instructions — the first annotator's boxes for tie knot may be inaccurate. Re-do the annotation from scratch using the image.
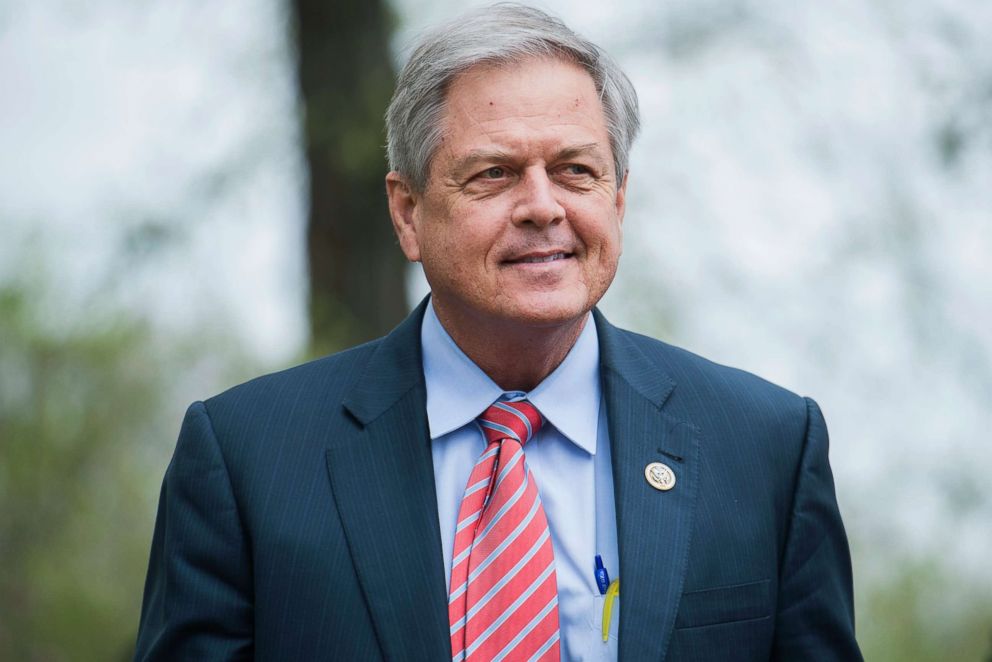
[477,400,543,446]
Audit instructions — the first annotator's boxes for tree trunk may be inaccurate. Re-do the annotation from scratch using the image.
[292,0,407,351]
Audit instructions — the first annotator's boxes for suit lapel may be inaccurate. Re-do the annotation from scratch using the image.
[596,310,701,662]
[325,304,700,660]
[325,300,450,660]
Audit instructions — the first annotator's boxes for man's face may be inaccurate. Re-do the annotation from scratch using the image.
[389,57,626,335]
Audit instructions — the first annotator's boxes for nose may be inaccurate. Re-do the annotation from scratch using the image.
[510,167,566,227]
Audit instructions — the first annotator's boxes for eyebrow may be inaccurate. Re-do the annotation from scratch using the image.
[451,149,515,178]
[554,143,607,166]
[451,142,609,178]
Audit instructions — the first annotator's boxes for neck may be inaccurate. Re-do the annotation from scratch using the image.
[433,305,589,392]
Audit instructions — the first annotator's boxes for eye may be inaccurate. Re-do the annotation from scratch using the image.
[562,164,592,176]
[482,166,506,179]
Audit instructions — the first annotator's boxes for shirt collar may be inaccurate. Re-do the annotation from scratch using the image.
[420,299,601,455]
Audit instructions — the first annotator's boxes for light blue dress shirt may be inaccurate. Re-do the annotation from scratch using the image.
[421,301,620,661]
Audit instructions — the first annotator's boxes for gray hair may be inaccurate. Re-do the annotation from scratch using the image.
[386,2,640,191]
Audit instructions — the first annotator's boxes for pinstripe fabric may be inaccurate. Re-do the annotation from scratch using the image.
[449,400,561,662]
[135,299,859,661]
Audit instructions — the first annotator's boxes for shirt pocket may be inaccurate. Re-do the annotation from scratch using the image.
[674,579,770,630]
[590,593,620,643]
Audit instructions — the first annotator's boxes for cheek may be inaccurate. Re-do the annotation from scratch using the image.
[575,207,623,252]
[585,220,623,285]
[452,205,506,257]
[420,222,494,282]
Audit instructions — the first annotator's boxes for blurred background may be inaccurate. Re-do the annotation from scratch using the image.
[1,0,989,659]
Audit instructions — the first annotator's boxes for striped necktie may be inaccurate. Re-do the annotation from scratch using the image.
[448,399,561,661]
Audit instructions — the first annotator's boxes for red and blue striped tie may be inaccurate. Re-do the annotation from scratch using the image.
[448,399,561,661]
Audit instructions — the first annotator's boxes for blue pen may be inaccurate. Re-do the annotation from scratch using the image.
[594,554,610,595]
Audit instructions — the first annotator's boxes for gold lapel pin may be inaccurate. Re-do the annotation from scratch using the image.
[644,462,676,491]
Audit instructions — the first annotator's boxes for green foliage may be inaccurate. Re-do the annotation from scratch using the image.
[0,280,159,659]
[856,556,992,662]
[0,275,257,661]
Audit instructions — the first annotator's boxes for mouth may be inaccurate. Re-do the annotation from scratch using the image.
[504,251,573,265]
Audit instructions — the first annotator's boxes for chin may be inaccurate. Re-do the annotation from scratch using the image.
[498,296,593,329]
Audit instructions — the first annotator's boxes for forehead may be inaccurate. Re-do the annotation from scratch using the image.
[437,57,611,162]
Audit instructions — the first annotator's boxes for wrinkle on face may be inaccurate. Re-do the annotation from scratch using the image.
[404,55,626,340]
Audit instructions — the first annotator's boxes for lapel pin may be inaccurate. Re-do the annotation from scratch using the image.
[645,462,676,491]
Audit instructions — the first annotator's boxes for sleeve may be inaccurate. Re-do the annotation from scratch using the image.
[134,401,253,661]
[771,398,863,661]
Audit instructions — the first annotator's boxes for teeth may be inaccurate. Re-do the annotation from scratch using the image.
[519,253,566,263]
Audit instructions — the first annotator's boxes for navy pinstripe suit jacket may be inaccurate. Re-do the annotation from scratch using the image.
[135,300,862,660]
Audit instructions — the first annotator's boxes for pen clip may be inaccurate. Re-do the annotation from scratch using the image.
[594,554,610,595]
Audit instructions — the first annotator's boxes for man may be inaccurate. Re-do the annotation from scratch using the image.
[135,4,861,661]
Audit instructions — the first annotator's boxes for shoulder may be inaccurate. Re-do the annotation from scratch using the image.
[633,329,800,403]
[600,319,813,444]
[186,300,428,464]
[198,338,383,434]
[603,322,822,522]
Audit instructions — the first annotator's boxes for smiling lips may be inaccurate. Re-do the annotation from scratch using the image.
[504,251,573,265]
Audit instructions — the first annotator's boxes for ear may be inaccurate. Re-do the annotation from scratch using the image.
[385,171,422,262]
[615,170,629,225]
